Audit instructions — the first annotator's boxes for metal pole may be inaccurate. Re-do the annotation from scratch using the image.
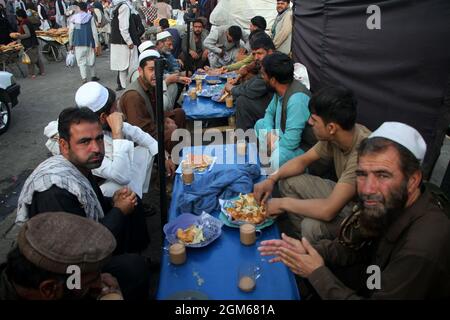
[155,58,168,227]
[185,19,191,75]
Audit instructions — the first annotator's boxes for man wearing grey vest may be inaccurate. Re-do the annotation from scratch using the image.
[120,50,186,177]
[69,1,100,83]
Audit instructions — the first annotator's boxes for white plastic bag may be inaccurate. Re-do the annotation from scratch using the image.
[293,63,310,90]
[66,51,76,67]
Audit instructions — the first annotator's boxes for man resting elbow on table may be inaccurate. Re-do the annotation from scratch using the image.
[254,86,371,244]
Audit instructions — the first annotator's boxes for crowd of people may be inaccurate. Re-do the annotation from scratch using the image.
[0,0,448,300]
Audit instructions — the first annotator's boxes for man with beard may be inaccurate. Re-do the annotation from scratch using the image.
[16,107,151,300]
[120,50,186,164]
[254,86,371,243]
[1,212,120,300]
[180,18,209,72]
[253,52,311,169]
[223,34,274,130]
[155,31,191,109]
[44,81,161,197]
[271,0,292,55]
[258,122,450,299]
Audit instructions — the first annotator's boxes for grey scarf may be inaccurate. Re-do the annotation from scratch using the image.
[16,155,104,223]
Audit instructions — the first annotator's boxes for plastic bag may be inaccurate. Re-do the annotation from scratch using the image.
[65,51,76,67]
[293,62,310,89]
[21,52,31,65]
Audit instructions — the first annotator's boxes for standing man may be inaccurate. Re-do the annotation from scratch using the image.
[254,86,371,243]
[54,0,67,27]
[36,0,50,30]
[271,0,292,55]
[259,122,450,299]
[180,17,208,72]
[110,0,140,90]
[13,0,26,11]
[69,1,100,84]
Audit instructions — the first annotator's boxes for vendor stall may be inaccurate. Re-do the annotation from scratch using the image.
[36,28,69,62]
[0,42,26,77]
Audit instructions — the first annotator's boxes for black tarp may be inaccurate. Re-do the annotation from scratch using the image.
[292,0,450,178]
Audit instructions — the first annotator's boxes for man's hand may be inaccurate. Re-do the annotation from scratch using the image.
[69,45,74,51]
[177,76,191,85]
[201,49,209,60]
[95,45,102,56]
[189,50,199,60]
[254,178,275,205]
[164,117,178,133]
[113,187,137,215]
[165,158,176,177]
[260,234,324,278]
[128,44,134,49]
[258,233,306,263]
[219,49,225,57]
[106,112,124,139]
[265,198,285,218]
[266,132,279,155]
[238,65,248,78]
[224,83,234,93]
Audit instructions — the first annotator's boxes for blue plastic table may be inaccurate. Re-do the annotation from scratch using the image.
[182,81,236,120]
[156,144,300,300]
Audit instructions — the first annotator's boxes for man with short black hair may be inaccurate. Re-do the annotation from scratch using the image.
[17,108,151,299]
[254,86,371,243]
[259,122,450,299]
[254,52,311,168]
[224,35,275,130]
[204,24,247,68]
[120,50,185,173]
[180,17,209,71]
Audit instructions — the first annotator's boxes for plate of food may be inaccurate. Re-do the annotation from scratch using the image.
[163,212,223,248]
[197,85,224,98]
[219,72,238,79]
[206,79,222,85]
[177,153,216,174]
[219,193,274,229]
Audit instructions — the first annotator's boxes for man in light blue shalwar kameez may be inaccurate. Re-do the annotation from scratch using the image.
[255,52,310,170]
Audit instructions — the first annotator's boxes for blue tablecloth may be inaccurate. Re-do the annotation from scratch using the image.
[182,83,236,120]
[157,144,300,300]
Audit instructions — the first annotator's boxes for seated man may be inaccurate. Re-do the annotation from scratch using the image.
[222,16,267,74]
[254,52,311,169]
[179,18,209,72]
[159,18,181,58]
[120,50,186,170]
[204,25,247,68]
[1,212,121,300]
[155,31,191,110]
[254,86,371,243]
[259,122,450,299]
[18,107,150,258]
[224,35,274,131]
[44,82,159,198]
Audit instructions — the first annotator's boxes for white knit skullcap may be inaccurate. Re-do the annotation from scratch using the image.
[75,81,109,112]
[138,40,155,53]
[138,49,160,64]
[369,122,427,163]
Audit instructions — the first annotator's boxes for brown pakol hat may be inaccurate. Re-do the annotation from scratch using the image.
[17,212,116,274]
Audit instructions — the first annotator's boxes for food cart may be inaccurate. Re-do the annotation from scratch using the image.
[0,42,26,77]
[35,28,69,62]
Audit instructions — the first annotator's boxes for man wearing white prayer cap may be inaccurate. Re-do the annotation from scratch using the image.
[259,121,450,299]
[120,49,188,177]
[155,30,192,111]
[44,81,159,199]
[138,40,155,54]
